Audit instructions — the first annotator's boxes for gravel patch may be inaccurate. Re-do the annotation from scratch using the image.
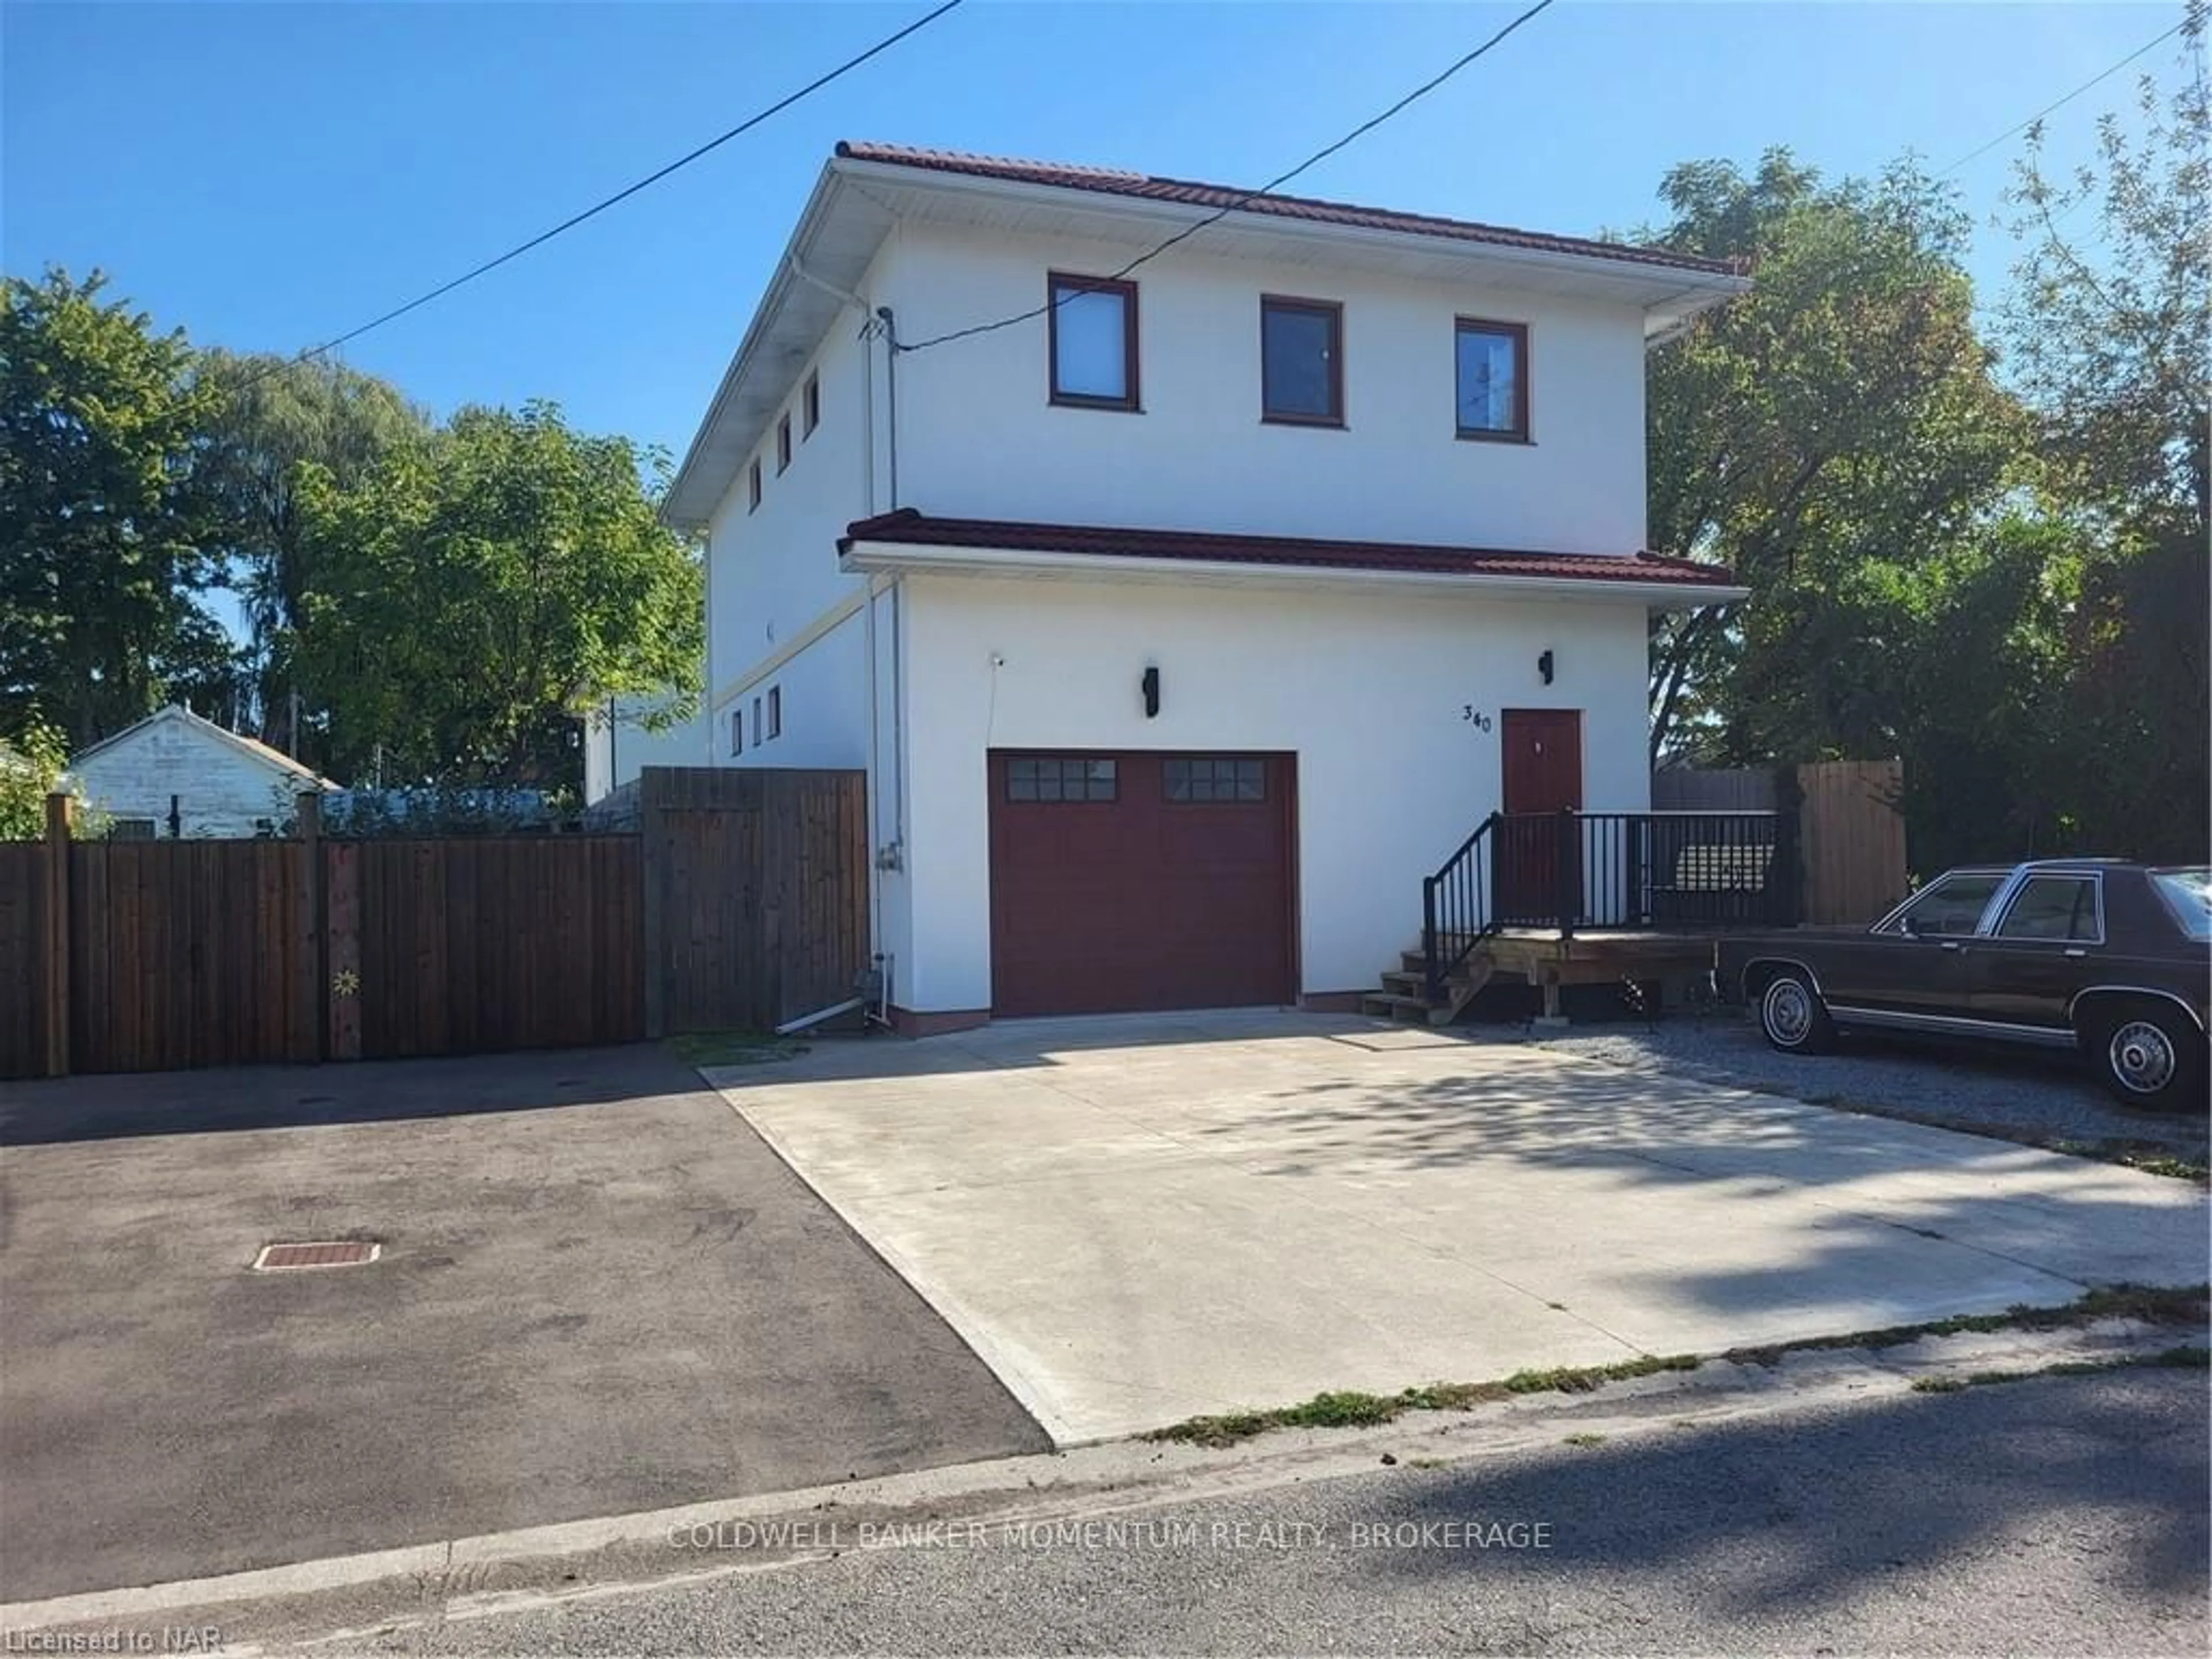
[1481,1010,2207,1173]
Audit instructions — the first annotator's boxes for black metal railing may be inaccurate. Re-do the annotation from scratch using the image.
[1423,809,1798,1002]
[1422,813,1502,1002]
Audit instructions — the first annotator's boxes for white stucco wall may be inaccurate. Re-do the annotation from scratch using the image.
[874,224,1649,554]
[67,717,320,838]
[891,572,1653,1013]
[706,305,877,730]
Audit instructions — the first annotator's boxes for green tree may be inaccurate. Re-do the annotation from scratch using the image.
[293,402,702,789]
[194,351,425,762]
[1999,9,2209,863]
[1641,152,2027,766]
[0,268,238,745]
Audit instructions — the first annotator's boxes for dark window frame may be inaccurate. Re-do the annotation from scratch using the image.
[802,372,820,438]
[1004,756,1119,804]
[747,458,762,513]
[1454,316,1531,443]
[730,708,743,756]
[1163,756,1267,804]
[775,412,793,474]
[1260,294,1345,428]
[1046,271,1141,412]
[766,684,782,740]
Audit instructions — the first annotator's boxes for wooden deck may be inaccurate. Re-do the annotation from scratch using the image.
[1474,929,1728,1020]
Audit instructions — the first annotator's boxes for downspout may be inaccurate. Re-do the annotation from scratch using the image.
[876,306,899,509]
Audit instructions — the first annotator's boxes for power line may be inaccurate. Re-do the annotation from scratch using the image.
[895,0,1559,357]
[1938,15,2188,176]
[224,0,965,399]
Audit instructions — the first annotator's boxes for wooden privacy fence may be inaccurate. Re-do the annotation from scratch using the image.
[1651,758,1908,926]
[641,766,870,1037]
[1,767,869,1080]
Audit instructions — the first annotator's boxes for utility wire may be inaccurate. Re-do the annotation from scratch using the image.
[1938,15,2188,175]
[895,0,1559,355]
[221,0,964,399]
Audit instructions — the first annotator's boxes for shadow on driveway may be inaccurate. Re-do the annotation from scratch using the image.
[0,1046,1049,1603]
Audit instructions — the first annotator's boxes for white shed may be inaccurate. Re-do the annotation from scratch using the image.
[65,706,338,838]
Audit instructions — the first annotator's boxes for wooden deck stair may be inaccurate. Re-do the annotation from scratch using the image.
[1359,946,1495,1026]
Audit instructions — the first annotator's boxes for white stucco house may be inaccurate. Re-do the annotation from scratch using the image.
[664,142,1749,1032]
[66,705,336,838]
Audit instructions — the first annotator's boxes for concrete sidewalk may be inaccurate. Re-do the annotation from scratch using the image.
[0,1047,1047,1602]
[706,1012,2208,1444]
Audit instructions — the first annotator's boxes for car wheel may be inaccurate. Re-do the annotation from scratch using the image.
[2087,1003,2204,1112]
[1758,971,1835,1054]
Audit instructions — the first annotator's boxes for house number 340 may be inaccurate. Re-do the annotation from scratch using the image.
[1461,706,1493,733]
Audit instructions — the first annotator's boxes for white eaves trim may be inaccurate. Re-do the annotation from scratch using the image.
[839,539,1748,610]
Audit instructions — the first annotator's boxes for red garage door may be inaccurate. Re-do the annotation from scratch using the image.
[987,751,1296,1017]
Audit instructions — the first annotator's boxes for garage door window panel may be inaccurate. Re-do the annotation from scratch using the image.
[1164,757,1266,802]
[1007,756,1118,802]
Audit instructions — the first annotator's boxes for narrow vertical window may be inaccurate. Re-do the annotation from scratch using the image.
[1456,319,1529,441]
[766,685,782,739]
[730,708,743,755]
[748,459,762,512]
[1047,272,1139,411]
[753,695,763,743]
[1260,296,1343,426]
[775,413,792,474]
[802,372,820,438]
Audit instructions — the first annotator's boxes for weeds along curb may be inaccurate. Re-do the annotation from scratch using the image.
[1147,1283,2210,1448]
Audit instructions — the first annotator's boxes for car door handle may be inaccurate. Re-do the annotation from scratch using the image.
[2063,948,2086,959]
[1940,940,1963,952]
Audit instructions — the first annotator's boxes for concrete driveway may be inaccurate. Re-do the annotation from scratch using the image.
[706,1012,2208,1445]
[0,1047,1046,1602]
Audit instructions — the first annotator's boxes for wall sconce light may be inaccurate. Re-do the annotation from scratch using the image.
[1537,649,1555,686]
[1141,665,1161,718]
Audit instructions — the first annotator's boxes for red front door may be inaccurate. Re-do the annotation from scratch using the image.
[1497,710,1583,923]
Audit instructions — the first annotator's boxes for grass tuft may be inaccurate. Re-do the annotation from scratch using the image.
[666,1031,808,1067]
[1147,1285,2208,1449]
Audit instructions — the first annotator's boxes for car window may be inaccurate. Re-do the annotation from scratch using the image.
[1994,876,2100,942]
[2150,869,2212,941]
[1882,873,2005,936]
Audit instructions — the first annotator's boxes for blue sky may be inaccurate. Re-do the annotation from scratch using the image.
[3,1,2188,468]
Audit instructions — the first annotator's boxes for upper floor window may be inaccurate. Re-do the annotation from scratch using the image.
[1260,295,1343,426]
[776,412,793,474]
[766,685,782,740]
[802,372,820,438]
[747,459,762,512]
[1456,318,1528,442]
[730,708,743,755]
[1047,272,1139,411]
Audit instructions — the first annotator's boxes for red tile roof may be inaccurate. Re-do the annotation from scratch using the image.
[840,510,1740,590]
[834,142,1744,279]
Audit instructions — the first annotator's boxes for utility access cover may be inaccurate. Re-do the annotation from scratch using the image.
[252,1241,381,1271]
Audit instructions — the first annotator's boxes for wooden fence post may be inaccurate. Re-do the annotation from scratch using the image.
[42,791,70,1077]
[296,791,325,1063]
[639,768,666,1040]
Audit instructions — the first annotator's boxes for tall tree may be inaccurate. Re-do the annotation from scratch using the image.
[0,268,237,745]
[195,351,425,760]
[1999,7,2210,863]
[293,402,702,789]
[1641,152,2025,766]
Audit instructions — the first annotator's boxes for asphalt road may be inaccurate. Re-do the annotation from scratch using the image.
[325,1367,2206,1657]
[0,1046,1046,1601]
